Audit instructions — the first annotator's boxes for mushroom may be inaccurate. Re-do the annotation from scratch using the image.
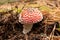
[19,8,43,34]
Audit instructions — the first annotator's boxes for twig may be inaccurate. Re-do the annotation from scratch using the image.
[49,23,56,40]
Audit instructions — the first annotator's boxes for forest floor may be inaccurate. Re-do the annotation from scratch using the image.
[0,0,60,40]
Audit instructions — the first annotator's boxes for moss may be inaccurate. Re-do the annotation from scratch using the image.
[39,6,52,12]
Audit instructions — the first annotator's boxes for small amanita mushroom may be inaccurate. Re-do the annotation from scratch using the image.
[19,8,43,34]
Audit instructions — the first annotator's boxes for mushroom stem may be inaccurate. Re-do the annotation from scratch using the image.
[23,24,33,34]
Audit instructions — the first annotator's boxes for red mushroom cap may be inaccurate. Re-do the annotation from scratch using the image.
[19,8,43,24]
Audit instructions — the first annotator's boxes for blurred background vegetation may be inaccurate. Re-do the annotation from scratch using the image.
[0,0,20,4]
